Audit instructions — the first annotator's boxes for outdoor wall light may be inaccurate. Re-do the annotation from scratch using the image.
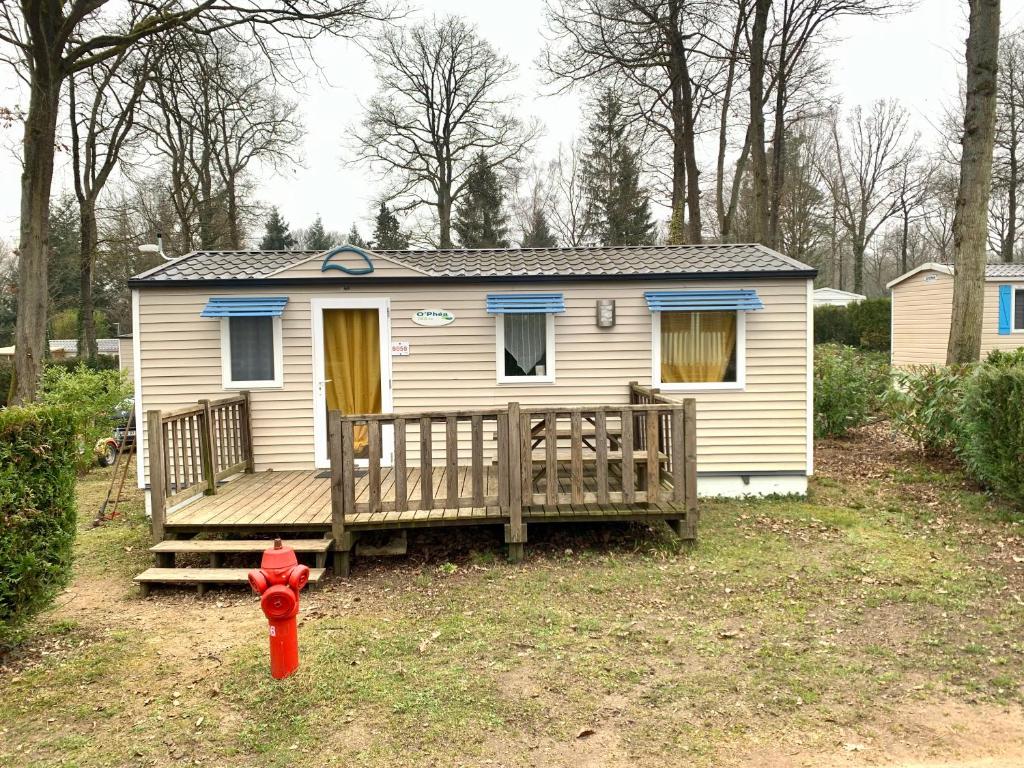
[596,299,616,328]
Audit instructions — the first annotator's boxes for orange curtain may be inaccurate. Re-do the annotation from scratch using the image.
[323,308,381,454]
[660,311,737,383]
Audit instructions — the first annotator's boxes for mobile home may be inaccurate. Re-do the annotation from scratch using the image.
[128,243,815,585]
[888,262,1024,367]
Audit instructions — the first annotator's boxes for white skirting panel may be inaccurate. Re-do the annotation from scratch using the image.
[697,474,808,498]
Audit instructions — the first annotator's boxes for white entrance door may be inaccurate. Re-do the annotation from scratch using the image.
[311,298,393,469]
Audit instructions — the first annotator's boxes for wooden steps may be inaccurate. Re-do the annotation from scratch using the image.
[135,567,326,596]
[149,538,333,568]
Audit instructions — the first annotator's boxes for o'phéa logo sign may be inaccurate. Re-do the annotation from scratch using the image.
[412,309,455,327]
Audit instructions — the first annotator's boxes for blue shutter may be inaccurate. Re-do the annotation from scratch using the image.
[998,285,1012,335]
[644,289,764,311]
[486,293,566,314]
[201,297,289,317]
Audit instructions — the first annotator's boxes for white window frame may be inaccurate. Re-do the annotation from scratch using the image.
[220,315,284,390]
[495,312,556,385]
[651,310,746,392]
[1013,285,1024,333]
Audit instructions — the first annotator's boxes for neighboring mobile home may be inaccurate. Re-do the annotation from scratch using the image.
[813,287,865,307]
[888,262,1024,367]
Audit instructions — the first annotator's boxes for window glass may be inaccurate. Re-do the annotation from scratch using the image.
[660,311,737,384]
[503,314,548,377]
[229,316,275,382]
[1016,289,1024,330]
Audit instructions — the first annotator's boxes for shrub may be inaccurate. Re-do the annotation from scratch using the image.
[38,364,130,474]
[0,358,11,408]
[0,405,78,647]
[814,343,891,437]
[814,305,857,346]
[959,349,1024,508]
[847,297,891,352]
[886,364,972,455]
[814,298,892,351]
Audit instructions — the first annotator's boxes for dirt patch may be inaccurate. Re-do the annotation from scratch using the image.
[729,699,1024,768]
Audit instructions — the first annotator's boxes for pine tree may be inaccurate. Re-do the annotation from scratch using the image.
[304,215,332,250]
[453,152,510,248]
[372,202,409,250]
[581,89,654,246]
[259,207,296,249]
[345,224,367,249]
[521,206,558,248]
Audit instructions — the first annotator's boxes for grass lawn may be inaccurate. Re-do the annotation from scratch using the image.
[1,424,1023,767]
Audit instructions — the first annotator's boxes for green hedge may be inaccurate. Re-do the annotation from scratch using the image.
[814,344,891,437]
[960,350,1024,507]
[888,348,1024,509]
[814,298,891,351]
[0,405,78,646]
[0,355,121,408]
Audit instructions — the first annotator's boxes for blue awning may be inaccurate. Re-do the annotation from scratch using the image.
[644,290,764,312]
[486,293,566,314]
[200,296,289,318]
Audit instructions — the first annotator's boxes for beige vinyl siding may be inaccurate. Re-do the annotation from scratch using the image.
[892,272,1024,366]
[891,270,954,367]
[136,278,810,484]
[119,337,134,380]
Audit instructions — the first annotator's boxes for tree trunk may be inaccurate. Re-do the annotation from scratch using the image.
[767,49,788,249]
[1003,116,1018,262]
[853,239,866,294]
[678,56,702,243]
[948,0,1001,365]
[748,0,771,246]
[438,187,453,248]
[13,73,61,404]
[78,197,99,361]
[901,206,910,274]
[669,107,687,244]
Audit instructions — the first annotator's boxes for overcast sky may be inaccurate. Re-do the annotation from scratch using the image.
[3,0,1024,247]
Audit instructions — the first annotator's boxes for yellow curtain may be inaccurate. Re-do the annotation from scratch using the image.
[323,308,381,454]
[661,311,737,383]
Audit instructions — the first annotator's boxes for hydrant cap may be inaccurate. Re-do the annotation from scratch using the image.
[260,540,298,570]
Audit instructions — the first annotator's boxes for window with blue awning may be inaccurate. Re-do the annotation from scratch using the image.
[486,293,566,314]
[201,297,289,317]
[643,289,764,312]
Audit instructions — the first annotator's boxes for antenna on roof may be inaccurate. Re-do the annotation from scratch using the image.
[139,233,170,260]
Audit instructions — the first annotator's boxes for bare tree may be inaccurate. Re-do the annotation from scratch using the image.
[542,0,728,244]
[355,16,538,249]
[68,30,154,360]
[141,31,304,251]
[818,100,918,294]
[0,0,389,404]
[990,29,1024,262]
[549,140,590,247]
[948,0,1001,364]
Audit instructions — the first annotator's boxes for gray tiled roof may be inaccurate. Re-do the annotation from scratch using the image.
[986,263,1024,278]
[132,243,815,283]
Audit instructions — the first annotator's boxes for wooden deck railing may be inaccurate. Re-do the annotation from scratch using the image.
[147,392,253,540]
[328,386,698,554]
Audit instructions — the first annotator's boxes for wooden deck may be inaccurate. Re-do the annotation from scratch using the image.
[164,463,687,533]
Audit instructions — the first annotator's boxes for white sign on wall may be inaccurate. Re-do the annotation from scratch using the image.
[412,309,455,326]
[391,340,410,356]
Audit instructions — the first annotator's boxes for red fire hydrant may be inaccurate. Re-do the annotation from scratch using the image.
[248,539,310,679]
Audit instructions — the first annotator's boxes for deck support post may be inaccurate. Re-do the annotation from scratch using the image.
[328,410,352,577]
[199,399,218,496]
[239,390,255,473]
[683,398,699,541]
[146,409,167,545]
[505,402,526,563]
